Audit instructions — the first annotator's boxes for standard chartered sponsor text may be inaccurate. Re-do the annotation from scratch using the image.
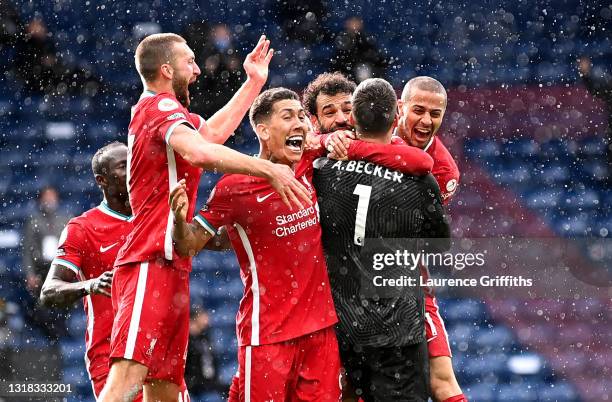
[275,206,318,237]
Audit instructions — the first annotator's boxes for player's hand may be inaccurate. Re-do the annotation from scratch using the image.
[243,35,274,85]
[326,130,354,160]
[169,179,189,223]
[266,163,312,210]
[87,270,113,297]
[305,132,322,151]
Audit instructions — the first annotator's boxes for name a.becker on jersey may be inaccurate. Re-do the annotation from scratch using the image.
[330,160,404,183]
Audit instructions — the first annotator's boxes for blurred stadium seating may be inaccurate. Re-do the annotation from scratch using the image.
[1,0,610,401]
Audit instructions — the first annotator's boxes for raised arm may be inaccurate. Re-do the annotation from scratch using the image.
[40,265,112,308]
[169,124,310,209]
[205,35,274,143]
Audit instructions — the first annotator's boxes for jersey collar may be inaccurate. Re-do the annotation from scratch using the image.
[98,201,133,222]
[139,89,157,100]
[423,136,435,152]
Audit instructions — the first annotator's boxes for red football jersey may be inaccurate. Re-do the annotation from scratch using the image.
[196,150,338,347]
[423,136,460,204]
[52,202,133,380]
[194,140,433,347]
[391,136,460,204]
[115,91,204,271]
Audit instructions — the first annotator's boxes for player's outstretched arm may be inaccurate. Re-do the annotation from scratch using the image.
[347,140,434,175]
[40,267,112,308]
[169,125,311,209]
[170,180,214,257]
[204,35,274,144]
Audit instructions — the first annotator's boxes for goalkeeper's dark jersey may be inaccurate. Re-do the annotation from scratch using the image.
[312,157,450,347]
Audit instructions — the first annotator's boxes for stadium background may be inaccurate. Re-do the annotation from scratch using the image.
[0,0,610,401]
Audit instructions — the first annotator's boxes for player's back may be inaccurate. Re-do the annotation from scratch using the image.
[116,91,202,271]
[312,157,450,347]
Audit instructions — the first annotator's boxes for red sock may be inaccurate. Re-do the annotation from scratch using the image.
[443,395,468,402]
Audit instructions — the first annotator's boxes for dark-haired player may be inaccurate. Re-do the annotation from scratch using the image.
[40,143,190,401]
[312,78,450,401]
[102,33,313,402]
[306,72,465,402]
[170,87,434,401]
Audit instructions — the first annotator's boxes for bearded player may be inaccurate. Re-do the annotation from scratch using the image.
[169,87,434,401]
[304,73,465,402]
[100,33,312,402]
[40,142,190,401]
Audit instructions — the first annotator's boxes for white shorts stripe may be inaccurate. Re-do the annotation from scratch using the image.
[245,346,252,402]
[425,312,437,341]
[165,144,178,260]
[433,298,452,352]
[235,224,260,345]
[124,262,149,360]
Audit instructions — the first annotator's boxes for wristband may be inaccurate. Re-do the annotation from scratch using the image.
[86,280,94,295]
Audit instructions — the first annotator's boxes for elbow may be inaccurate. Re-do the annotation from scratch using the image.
[173,240,195,258]
[175,245,191,258]
[417,154,434,175]
[39,286,53,307]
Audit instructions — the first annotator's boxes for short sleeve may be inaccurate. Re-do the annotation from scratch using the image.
[189,113,206,132]
[194,181,234,236]
[52,221,86,275]
[145,96,196,144]
[434,167,459,204]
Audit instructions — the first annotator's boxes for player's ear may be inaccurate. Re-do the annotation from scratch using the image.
[308,115,319,132]
[256,123,269,141]
[94,174,107,189]
[397,99,404,117]
[160,64,173,80]
[348,112,355,127]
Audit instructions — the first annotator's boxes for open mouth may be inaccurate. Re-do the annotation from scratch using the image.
[413,128,431,141]
[285,135,304,152]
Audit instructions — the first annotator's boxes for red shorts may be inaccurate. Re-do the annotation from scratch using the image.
[236,326,341,402]
[425,295,452,358]
[109,260,190,385]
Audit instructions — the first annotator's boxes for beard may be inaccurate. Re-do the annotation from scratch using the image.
[172,74,190,107]
[318,120,351,134]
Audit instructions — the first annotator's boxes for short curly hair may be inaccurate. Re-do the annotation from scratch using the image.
[302,72,356,116]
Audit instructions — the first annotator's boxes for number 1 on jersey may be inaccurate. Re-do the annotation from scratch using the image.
[353,184,372,246]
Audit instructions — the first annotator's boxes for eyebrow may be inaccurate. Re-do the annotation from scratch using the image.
[279,108,303,114]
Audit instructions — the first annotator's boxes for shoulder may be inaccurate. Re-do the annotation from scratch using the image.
[65,207,101,232]
[136,93,182,115]
[431,137,459,177]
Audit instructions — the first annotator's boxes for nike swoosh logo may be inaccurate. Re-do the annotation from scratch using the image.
[256,192,275,202]
[100,242,119,253]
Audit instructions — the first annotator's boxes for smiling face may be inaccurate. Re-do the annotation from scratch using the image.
[169,42,201,107]
[397,88,446,149]
[258,99,309,165]
[311,92,353,134]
